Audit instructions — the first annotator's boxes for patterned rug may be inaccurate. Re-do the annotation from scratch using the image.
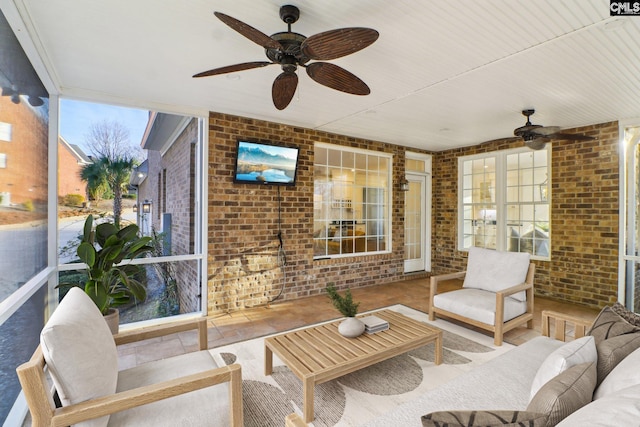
[209,304,514,427]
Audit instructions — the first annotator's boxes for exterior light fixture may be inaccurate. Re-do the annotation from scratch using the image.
[142,201,151,213]
[399,178,409,192]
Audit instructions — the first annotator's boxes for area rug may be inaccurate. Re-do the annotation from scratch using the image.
[209,304,514,427]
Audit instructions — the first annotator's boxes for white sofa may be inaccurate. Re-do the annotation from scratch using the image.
[364,306,640,427]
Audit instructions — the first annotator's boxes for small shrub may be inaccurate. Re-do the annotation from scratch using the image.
[62,193,85,207]
[23,200,34,212]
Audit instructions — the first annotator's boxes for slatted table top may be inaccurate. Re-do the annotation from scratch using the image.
[264,309,442,422]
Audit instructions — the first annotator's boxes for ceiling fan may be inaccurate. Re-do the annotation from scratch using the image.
[494,109,596,150]
[193,5,379,110]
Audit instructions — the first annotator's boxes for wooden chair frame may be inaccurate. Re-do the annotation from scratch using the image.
[17,318,243,427]
[541,310,593,342]
[428,263,536,346]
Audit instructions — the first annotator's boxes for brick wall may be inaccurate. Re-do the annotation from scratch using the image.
[207,112,422,314]
[431,121,620,309]
[207,112,619,314]
[0,96,48,206]
[139,119,201,313]
[57,140,86,198]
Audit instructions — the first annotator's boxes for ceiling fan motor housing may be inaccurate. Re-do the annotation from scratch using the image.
[265,32,310,68]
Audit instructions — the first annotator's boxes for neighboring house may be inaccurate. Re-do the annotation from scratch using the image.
[57,136,91,200]
[0,95,48,207]
[131,112,200,313]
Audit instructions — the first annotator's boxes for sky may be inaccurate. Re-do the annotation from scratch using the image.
[59,98,149,156]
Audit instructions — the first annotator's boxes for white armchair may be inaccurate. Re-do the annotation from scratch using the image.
[17,287,243,427]
[429,247,535,346]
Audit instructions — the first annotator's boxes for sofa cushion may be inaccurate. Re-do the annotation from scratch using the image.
[463,247,530,302]
[587,305,640,344]
[556,383,640,426]
[108,350,230,426]
[610,302,640,327]
[529,336,596,400]
[421,410,547,426]
[594,346,640,399]
[594,332,640,385]
[40,287,118,427]
[433,288,527,326]
[527,362,597,427]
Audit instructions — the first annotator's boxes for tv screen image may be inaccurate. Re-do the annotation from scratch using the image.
[234,140,299,185]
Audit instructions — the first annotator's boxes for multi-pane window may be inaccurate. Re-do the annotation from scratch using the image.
[313,143,391,258]
[459,147,550,259]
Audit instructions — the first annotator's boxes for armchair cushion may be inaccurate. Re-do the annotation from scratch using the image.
[109,350,230,426]
[40,287,118,427]
[463,247,530,302]
[433,288,527,325]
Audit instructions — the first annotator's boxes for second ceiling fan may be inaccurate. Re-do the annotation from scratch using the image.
[193,5,379,110]
[491,109,596,150]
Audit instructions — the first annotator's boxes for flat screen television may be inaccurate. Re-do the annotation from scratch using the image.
[233,139,300,186]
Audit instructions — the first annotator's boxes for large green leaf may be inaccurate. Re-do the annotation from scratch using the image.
[117,224,138,242]
[84,280,109,314]
[77,242,96,267]
[96,223,118,247]
[82,215,94,243]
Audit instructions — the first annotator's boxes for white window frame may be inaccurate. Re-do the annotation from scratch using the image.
[313,142,392,259]
[457,146,551,260]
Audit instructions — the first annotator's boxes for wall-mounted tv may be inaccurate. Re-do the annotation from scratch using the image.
[233,139,300,186]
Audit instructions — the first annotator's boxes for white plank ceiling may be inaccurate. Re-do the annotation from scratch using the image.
[7,0,640,151]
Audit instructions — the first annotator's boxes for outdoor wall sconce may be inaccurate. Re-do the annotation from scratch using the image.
[142,201,151,213]
[133,204,138,212]
[399,178,409,192]
[539,177,548,202]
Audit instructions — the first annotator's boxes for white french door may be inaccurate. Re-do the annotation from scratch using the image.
[404,172,431,272]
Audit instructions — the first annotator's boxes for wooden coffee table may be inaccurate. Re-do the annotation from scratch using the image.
[264,309,443,423]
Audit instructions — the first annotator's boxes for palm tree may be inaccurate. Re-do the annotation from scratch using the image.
[80,156,135,228]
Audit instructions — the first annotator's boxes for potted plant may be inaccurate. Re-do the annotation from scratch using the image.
[326,283,365,337]
[58,214,154,333]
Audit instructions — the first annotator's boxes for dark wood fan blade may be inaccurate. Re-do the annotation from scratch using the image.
[481,137,521,145]
[272,72,298,110]
[306,62,370,95]
[214,12,282,50]
[301,28,379,60]
[532,126,561,136]
[193,62,273,78]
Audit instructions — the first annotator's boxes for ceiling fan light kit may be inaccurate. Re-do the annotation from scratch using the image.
[193,5,378,110]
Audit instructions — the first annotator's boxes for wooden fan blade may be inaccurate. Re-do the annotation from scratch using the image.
[193,62,273,78]
[272,72,298,110]
[532,126,561,136]
[214,12,282,50]
[302,28,379,60]
[480,137,521,145]
[306,62,370,95]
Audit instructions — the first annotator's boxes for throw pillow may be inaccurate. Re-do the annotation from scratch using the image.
[611,302,640,327]
[40,287,118,427]
[587,305,640,344]
[529,336,596,400]
[421,410,547,427]
[556,383,640,426]
[594,346,640,399]
[463,247,530,302]
[527,362,597,427]
[594,331,640,385]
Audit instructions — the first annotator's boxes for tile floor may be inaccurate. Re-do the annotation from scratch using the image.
[117,278,601,369]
